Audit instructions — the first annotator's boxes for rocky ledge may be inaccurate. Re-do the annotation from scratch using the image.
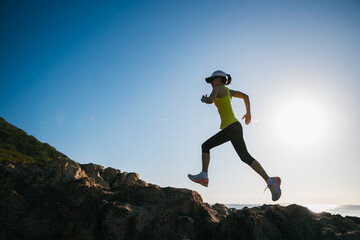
[0,157,359,240]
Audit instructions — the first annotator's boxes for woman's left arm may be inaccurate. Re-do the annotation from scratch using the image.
[230,89,252,124]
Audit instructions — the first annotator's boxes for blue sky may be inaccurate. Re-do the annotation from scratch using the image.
[1,0,360,205]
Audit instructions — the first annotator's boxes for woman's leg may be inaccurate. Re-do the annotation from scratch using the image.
[250,160,269,182]
[230,122,269,182]
[201,128,230,173]
[229,123,282,201]
[202,153,210,173]
[188,129,230,187]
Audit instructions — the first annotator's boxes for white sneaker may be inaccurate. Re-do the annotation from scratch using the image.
[188,172,209,187]
[265,177,281,201]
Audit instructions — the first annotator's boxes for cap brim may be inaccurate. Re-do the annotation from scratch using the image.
[205,77,213,83]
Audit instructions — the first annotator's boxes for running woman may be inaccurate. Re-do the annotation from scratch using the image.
[188,70,281,201]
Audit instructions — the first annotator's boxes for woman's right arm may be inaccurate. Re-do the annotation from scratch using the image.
[201,86,221,104]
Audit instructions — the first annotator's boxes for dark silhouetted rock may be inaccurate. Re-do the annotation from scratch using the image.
[0,158,359,240]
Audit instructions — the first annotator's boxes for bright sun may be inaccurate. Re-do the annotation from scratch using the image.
[271,96,329,148]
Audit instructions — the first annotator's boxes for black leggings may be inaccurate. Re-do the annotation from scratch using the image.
[201,121,255,166]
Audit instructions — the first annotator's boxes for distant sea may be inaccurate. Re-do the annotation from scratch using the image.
[225,204,360,218]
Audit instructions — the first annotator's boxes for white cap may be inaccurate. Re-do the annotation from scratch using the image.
[205,70,227,83]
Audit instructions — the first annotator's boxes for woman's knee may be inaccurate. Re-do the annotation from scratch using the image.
[233,143,255,166]
[236,152,254,165]
[201,142,210,153]
[242,157,255,166]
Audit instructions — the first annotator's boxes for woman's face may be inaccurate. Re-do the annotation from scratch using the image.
[211,77,222,86]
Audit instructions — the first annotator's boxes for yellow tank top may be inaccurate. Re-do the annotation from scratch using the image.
[214,86,239,129]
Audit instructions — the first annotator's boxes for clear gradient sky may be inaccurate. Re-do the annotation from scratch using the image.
[1,0,360,205]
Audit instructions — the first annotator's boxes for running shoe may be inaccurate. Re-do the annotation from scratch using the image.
[188,173,209,187]
[265,177,281,201]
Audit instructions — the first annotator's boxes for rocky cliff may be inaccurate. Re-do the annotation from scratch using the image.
[0,117,360,239]
[1,157,360,240]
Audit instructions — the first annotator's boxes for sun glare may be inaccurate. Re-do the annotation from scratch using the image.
[272,95,329,148]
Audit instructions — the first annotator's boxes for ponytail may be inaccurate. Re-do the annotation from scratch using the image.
[220,73,232,85]
[225,74,232,85]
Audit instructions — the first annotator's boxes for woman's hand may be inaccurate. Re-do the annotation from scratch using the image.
[202,86,222,104]
[242,113,251,125]
[201,94,208,103]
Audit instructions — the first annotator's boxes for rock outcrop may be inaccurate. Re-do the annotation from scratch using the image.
[1,158,359,240]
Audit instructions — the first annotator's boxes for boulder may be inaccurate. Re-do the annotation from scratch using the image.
[120,172,128,184]
[103,167,121,183]
[212,203,230,217]
[93,176,110,189]
[81,163,104,173]
[81,163,110,189]
[47,157,87,184]
[125,172,139,184]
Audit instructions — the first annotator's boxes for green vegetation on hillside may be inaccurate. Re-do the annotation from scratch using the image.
[0,117,63,163]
